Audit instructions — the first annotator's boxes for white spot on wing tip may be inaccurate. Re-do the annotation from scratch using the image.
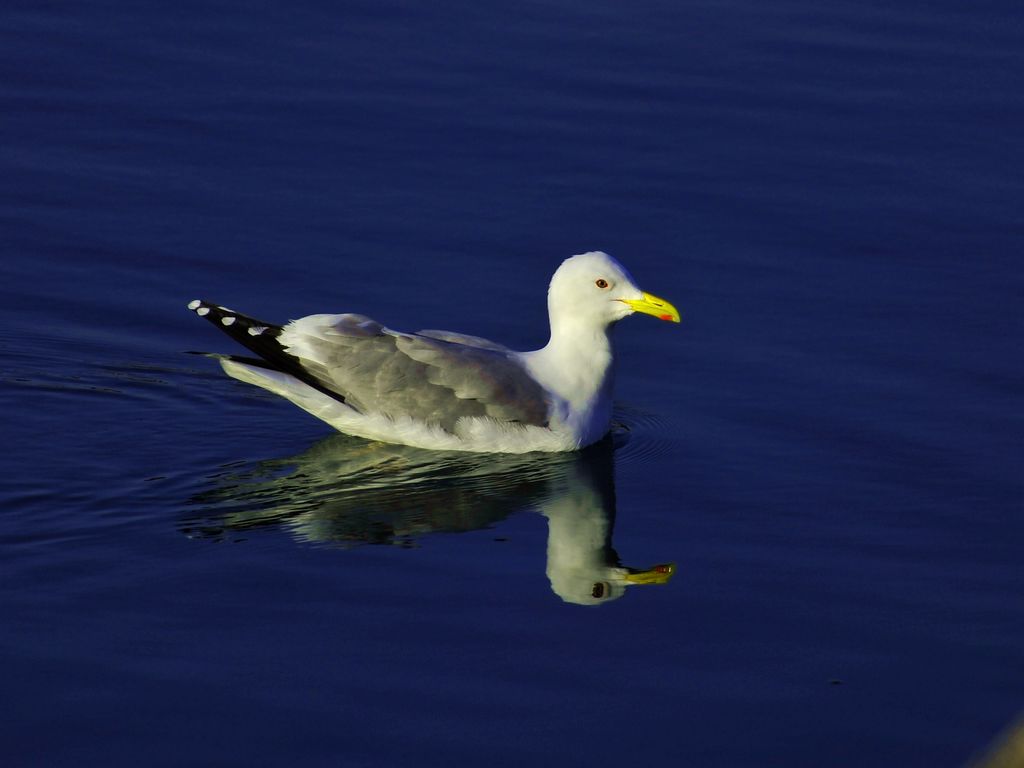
[196,307,210,316]
[248,325,266,336]
[221,316,236,326]
[188,299,201,310]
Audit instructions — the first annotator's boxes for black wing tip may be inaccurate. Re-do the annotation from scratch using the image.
[186,299,281,338]
[186,298,347,405]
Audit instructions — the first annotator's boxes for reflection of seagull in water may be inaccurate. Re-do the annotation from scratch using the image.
[540,447,674,605]
[187,251,679,453]
[186,435,673,605]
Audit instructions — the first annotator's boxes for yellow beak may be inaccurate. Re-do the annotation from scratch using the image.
[621,291,681,323]
[623,563,676,585]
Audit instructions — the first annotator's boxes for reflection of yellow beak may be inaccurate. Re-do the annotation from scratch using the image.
[620,291,681,323]
[623,563,676,585]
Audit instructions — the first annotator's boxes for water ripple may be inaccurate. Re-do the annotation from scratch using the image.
[610,402,677,466]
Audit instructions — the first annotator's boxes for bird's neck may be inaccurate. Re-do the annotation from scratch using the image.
[527,319,615,412]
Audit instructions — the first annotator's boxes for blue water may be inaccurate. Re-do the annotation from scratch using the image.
[2,1,1021,765]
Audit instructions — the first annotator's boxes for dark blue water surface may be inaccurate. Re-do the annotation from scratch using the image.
[2,2,1021,766]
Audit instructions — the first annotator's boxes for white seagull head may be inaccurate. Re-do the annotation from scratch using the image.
[547,251,680,333]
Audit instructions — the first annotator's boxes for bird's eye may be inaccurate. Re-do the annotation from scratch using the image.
[591,582,606,599]
[595,279,609,289]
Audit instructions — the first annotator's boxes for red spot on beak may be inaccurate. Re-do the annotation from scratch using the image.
[659,314,672,321]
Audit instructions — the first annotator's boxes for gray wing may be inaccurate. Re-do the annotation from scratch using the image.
[278,314,550,431]
[417,329,514,352]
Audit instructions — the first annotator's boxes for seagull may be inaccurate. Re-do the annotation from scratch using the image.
[188,250,679,453]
